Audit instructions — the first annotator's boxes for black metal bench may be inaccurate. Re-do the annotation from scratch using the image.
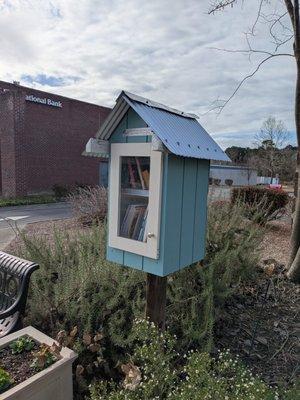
[0,252,39,337]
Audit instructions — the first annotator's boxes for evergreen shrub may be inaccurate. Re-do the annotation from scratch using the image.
[231,186,289,224]
[16,201,262,395]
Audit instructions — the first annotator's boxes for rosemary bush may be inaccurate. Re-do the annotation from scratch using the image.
[16,201,263,393]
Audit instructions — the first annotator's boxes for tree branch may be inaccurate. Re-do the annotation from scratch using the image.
[251,0,264,35]
[208,0,238,14]
[208,46,293,57]
[208,53,293,114]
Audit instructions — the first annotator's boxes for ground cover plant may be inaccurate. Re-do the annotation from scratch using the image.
[0,194,56,207]
[10,200,268,398]
[89,319,298,400]
[0,368,12,394]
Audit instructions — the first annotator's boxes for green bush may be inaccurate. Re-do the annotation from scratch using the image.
[16,201,263,395]
[231,186,289,224]
[167,201,262,351]
[52,184,70,200]
[0,195,56,207]
[89,319,287,400]
[0,368,12,394]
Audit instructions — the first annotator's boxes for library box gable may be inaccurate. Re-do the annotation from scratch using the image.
[93,91,229,277]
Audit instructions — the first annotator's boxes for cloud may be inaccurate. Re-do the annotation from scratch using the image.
[21,73,81,87]
[0,0,296,148]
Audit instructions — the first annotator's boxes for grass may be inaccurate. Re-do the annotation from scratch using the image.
[0,195,57,207]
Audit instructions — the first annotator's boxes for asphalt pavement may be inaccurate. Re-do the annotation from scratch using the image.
[0,202,72,250]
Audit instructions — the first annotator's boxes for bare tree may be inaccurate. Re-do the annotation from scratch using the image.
[209,0,300,283]
[255,116,289,180]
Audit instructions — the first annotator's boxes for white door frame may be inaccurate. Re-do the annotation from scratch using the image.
[108,143,163,259]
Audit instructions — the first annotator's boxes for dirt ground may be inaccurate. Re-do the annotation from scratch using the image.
[216,220,299,388]
[260,220,292,266]
[216,262,299,388]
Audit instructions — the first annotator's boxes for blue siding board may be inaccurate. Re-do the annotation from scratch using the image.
[124,251,144,270]
[192,160,209,262]
[110,117,127,143]
[142,258,164,276]
[126,109,148,143]
[127,108,147,129]
[107,246,124,264]
[179,158,197,267]
[162,155,184,275]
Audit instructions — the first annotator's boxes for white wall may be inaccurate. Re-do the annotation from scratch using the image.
[210,166,257,186]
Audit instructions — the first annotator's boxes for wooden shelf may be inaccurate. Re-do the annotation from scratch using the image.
[122,188,149,197]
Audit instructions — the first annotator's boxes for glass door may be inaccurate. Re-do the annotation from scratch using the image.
[108,143,162,259]
[119,156,150,241]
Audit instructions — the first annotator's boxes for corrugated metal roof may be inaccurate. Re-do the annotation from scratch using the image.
[211,164,256,171]
[120,91,198,119]
[97,91,230,162]
[124,94,229,162]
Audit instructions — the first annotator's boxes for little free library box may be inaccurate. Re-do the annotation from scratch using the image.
[86,91,229,277]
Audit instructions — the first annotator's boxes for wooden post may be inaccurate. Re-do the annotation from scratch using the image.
[145,273,167,330]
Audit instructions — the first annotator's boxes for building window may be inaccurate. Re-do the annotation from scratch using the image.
[99,161,108,188]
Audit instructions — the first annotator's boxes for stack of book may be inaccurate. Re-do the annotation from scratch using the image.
[120,204,148,241]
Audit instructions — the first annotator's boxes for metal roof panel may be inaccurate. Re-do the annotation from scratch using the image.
[120,91,198,119]
[124,95,230,162]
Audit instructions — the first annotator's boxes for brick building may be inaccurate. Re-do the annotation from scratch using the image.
[0,81,111,197]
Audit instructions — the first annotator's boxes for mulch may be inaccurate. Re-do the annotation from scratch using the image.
[0,341,39,390]
[260,219,292,266]
[215,260,299,388]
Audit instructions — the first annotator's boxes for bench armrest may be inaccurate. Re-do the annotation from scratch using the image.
[0,293,23,319]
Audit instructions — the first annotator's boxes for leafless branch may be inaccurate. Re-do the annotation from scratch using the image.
[208,53,293,114]
[250,0,264,35]
[208,46,293,58]
[208,0,238,14]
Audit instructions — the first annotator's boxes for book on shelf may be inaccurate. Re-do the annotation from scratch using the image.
[135,157,145,190]
[127,160,137,189]
[120,204,148,242]
[141,170,150,189]
[124,158,150,190]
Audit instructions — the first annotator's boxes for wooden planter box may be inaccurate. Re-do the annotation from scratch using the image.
[0,326,77,400]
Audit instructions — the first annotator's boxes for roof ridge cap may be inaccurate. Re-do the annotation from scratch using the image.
[120,90,198,119]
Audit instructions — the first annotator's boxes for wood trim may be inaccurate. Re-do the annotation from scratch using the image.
[108,143,162,259]
[123,128,153,137]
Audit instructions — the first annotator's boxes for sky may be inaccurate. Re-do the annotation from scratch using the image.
[0,0,296,149]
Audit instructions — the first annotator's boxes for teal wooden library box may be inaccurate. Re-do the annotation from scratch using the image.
[91,91,229,277]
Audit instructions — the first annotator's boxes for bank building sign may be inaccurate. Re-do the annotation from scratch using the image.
[25,94,63,108]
